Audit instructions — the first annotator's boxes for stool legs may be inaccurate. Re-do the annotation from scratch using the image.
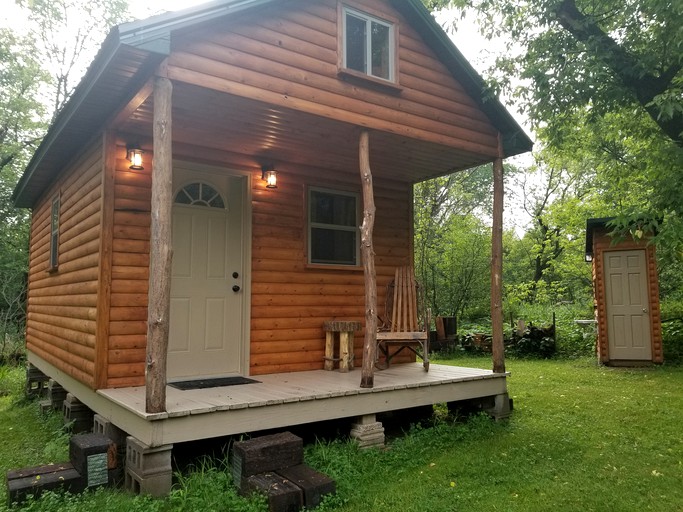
[339,331,352,372]
[323,330,354,371]
[324,331,335,371]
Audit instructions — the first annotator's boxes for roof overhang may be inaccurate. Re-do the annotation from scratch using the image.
[13,0,532,208]
[585,217,615,260]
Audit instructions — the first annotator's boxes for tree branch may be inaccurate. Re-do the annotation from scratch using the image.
[554,0,682,144]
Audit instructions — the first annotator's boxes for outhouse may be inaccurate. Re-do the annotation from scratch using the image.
[585,218,663,365]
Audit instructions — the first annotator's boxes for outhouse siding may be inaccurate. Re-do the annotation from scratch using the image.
[26,144,103,387]
[168,0,499,159]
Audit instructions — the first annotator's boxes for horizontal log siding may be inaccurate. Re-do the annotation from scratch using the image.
[107,146,152,387]
[169,0,499,159]
[248,163,411,375]
[26,144,103,387]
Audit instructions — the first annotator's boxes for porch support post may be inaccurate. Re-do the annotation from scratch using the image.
[491,135,505,374]
[145,76,173,413]
[359,130,378,388]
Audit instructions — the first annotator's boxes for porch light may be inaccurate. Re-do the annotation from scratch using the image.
[585,253,593,263]
[261,165,278,189]
[127,144,144,170]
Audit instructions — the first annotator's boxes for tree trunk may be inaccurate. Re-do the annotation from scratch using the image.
[146,76,173,413]
[359,130,378,388]
[491,139,506,374]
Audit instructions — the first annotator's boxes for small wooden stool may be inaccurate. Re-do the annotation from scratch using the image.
[323,321,361,372]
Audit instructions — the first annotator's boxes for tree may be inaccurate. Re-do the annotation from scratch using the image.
[17,0,129,117]
[0,29,45,357]
[425,0,683,257]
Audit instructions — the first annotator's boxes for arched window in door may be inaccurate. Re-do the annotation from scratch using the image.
[174,182,226,209]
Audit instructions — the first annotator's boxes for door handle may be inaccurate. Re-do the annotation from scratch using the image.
[642,308,649,313]
[232,285,241,293]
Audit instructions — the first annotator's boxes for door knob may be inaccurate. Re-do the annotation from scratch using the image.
[642,308,649,313]
[232,285,241,292]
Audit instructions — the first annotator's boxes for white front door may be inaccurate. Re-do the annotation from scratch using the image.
[604,249,652,360]
[168,169,246,380]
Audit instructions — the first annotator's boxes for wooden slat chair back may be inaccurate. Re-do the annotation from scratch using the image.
[377,266,430,371]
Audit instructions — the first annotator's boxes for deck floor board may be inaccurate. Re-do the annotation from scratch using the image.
[99,363,504,421]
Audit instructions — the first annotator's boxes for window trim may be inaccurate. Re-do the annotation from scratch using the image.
[338,2,400,89]
[307,186,361,268]
[48,194,60,271]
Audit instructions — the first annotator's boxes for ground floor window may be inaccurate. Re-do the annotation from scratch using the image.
[308,187,359,266]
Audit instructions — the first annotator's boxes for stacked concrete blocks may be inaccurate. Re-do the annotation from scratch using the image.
[350,414,385,448]
[124,437,173,497]
[25,364,49,398]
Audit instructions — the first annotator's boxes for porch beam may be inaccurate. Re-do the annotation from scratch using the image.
[359,130,378,388]
[491,135,505,374]
[145,76,173,413]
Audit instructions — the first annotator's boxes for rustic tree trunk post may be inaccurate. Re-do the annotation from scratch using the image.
[146,76,173,413]
[359,130,378,388]
[491,135,505,374]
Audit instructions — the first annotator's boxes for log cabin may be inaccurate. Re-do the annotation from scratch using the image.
[13,0,531,493]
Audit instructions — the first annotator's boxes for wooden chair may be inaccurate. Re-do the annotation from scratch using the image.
[377,266,430,371]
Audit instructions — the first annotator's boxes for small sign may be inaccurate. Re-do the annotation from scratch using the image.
[87,453,108,487]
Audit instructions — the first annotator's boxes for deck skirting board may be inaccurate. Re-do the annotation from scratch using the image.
[28,353,507,447]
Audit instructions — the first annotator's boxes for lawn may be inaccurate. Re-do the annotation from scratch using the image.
[1,357,682,511]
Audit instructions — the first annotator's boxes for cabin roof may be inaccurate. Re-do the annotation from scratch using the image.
[12,0,532,208]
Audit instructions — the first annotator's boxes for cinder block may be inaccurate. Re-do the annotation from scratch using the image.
[350,417,385,449]
[25,365,49,398]
[62,393,94,434]
[232,432,303,487]
[93,415,127,449]
[124,469,172,498]
[243,472,303,512]
[48,379,67,409]
[124,437,173,497]
[276,464,336,509]
[6,463,85,506]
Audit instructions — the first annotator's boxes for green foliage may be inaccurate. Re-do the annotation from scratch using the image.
[3,360,683,511]
[168,457,266,512]
[426,0,683,257]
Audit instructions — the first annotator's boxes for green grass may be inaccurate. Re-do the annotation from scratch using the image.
[1,358,682,511]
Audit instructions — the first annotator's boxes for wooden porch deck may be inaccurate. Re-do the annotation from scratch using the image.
[98,363,507,446]
[28,354,507,448]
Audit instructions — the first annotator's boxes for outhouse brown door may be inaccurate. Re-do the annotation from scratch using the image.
[604,249,652,360]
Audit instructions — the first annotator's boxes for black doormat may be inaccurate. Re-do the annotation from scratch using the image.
[169,376,260,390]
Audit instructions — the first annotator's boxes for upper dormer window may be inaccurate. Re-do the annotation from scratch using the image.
[342,6,396,82]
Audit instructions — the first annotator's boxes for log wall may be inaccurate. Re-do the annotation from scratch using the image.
[107,143,152,387]
[168,0,498,157]
[26,144,104,387]
[170,145,413,376]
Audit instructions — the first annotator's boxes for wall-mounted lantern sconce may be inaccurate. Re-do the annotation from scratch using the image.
[261,165,278,189]
[127,144,144,170]
[585,253,593,263]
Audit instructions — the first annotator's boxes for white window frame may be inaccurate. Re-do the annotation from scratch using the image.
[308,187,360,267]
[341,5,396,83]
